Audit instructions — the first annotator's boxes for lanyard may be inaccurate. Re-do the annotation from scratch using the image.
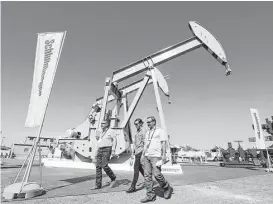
[148,129,156,141]
[146,128,156,150]
[100,128,109,139]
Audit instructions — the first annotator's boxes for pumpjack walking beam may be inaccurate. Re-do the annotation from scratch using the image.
[112,21,231,84]
[98,21,232,134]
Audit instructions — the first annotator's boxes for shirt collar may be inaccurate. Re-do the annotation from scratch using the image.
[137,128,143,133]
[102,128,109,134]
[149,127,156,132]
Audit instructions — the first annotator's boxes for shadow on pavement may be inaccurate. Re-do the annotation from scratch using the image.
[109,179,131,188]
[60,174,107,184]
[153,186,174,199]
[46,184,74,192]
[153,186,165,198]
[46,174,107,192]
[243,167,261,171]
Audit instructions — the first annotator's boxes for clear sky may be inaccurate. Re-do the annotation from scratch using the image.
[1,2,273,150]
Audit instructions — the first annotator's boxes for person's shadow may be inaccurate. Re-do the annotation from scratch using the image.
[46,174,107,191]
[153,186,174,199]
[104,179,131,188]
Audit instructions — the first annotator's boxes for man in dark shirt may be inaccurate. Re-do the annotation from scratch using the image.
[126,118,145,193]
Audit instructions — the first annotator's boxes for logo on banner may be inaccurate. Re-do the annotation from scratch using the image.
[25,32,66,128]
[38,39,55,96]
[253,112,261,139]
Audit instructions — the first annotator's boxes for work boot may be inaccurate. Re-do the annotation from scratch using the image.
[140,196,156,203]
[109,178,117,188]
[93,186,101,190]
[163,186,173,199]
[126,186,136,193]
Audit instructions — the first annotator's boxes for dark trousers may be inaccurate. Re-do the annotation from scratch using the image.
[131,151,144,187]
[95,146,116,188]
[144,156,169,198]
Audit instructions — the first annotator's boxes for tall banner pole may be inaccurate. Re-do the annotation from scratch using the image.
[250,109,272,171]
[263,129,272,171]
[2,31,68,199]
[24,31,67,184]
[250,108,266,149]
[24,105,48,183]
[13,145,34,184]
[39,140,42,186]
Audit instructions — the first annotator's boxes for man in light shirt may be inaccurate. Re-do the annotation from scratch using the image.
[140,116,173,203]
[126,118,145,193]
[94,119,117,189]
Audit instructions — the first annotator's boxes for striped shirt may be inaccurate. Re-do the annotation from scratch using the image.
[134,129,145,155]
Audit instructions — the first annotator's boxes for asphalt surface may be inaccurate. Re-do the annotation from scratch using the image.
[1,159,41,169]
[1,161,273,204]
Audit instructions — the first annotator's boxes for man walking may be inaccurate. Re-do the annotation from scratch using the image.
[126,118,145,193]
[140,116,173,203]
[94,119,117,189]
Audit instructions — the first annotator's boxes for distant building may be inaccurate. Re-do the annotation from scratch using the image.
[1,146,11,158]
[11,136,55,159]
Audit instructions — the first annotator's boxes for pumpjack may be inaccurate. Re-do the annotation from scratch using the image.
[4,21,233,200]
[44,21,232,172]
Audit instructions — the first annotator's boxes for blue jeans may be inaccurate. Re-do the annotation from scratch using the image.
[143,156,169,198]
[131,151,144,187]
[95,146,116,188]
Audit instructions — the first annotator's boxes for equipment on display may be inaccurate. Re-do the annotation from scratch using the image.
[5,21,232,200]
[45,21,231,170]
[220,112,273,170]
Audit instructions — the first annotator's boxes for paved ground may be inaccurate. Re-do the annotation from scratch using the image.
[1,161,273,204]
[1,159,41,169]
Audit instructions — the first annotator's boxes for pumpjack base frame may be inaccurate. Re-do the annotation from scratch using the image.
[42,158,183,174]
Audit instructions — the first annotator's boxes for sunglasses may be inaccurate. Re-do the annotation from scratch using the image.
[147,121,153,123]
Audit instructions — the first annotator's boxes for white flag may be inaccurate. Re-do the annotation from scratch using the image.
[25,32,66,127]
[250,108,266,149]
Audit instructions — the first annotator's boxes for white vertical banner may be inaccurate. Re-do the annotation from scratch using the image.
[250,108,266,149]
[25,32,66,127]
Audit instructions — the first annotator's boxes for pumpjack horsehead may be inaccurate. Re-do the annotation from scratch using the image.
[64,21,232,165]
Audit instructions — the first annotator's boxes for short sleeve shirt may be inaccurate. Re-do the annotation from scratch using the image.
[98,129,116,148]
[134,129,145,155]
[144,127,167,157]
